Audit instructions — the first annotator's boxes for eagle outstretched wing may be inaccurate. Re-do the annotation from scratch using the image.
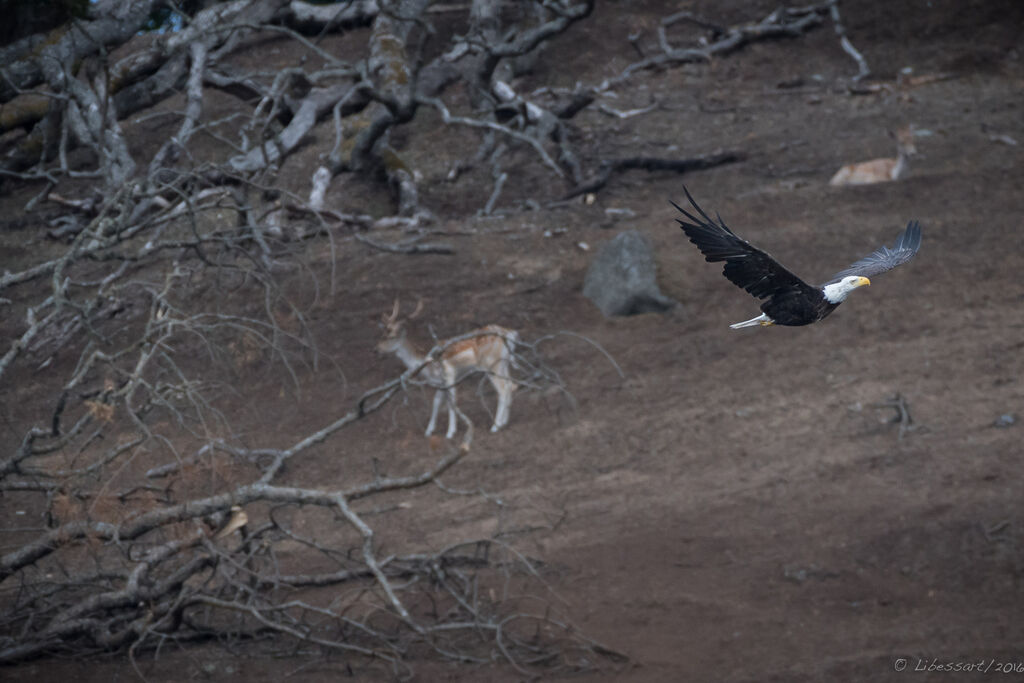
[828,221,922,281]
[672,187,817,301]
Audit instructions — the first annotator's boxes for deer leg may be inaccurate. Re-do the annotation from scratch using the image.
[443,365,458,439]
[445,386,457,439]
[426,389,444,436]
[489,371,512,432]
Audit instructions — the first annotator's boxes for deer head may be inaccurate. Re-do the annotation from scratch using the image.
[891,125,917,156]
[376,299,423,354]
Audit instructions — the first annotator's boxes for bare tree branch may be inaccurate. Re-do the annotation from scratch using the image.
[565,150,746,199]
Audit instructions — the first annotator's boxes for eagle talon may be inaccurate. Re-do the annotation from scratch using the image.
[759,320,774,326]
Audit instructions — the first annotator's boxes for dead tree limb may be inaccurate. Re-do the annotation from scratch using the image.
[354,232,455,254]
[0,0,159,104]
[827,0,871,81]
[565,151,746,199]
[596,4,829,93]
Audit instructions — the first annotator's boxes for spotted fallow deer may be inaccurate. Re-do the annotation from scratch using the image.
[376,300,519,438]
[829,125,917,186]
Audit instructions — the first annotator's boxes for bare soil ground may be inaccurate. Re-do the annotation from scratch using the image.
[4,0,1024,680]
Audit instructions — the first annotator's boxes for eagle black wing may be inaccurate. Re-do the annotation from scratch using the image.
[672,187,817,301]
[827,221,922,281]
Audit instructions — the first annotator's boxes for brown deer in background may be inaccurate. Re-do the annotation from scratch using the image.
[829,125,917,186]
[376,300,519,439]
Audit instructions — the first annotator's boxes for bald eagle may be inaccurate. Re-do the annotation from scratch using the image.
[673,188,921,328]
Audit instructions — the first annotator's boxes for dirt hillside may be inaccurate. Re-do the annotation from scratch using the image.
[4,0,1024,681]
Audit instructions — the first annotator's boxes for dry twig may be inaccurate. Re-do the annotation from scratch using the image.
[871,392,916,439]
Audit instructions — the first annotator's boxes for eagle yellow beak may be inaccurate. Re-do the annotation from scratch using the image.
[858,276,871,287]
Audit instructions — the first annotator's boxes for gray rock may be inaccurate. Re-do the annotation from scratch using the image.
[583,230,677,316]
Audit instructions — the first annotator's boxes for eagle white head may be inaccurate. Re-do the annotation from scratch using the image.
[822,275,871,304]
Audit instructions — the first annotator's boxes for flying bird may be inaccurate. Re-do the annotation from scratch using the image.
[672,188,921,328]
